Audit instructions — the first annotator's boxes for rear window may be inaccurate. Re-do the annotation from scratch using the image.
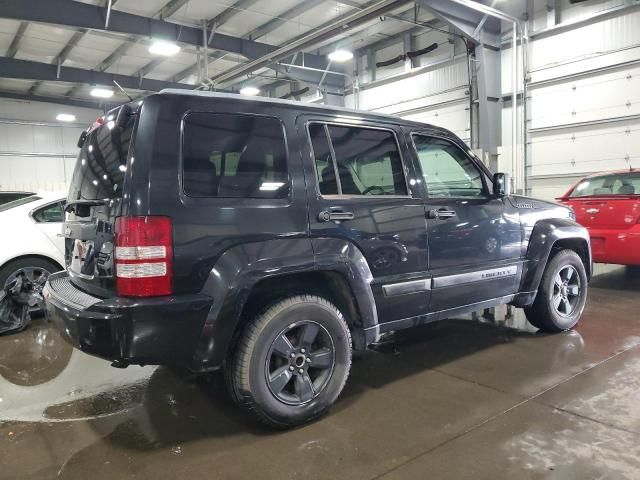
[570,172,640,197]
[68,116,134,202]
[182,113,289,198]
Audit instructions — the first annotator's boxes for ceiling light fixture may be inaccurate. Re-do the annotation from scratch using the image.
[328,49,353,62]
[240,86,260,96]
[56,113,76,122]
[90,87,114,98]
[149,39,180,56]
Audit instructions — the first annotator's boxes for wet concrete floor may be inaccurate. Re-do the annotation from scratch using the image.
[1,264,640,479]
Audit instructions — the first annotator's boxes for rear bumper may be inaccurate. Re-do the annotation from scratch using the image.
[43,271,213,368]
[588,225,640,265]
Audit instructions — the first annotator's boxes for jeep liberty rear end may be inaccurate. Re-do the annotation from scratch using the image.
[45,91,591,428]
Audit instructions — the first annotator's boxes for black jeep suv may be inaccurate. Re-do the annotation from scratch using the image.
[44,90,591,428]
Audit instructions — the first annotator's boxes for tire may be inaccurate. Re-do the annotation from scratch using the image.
[0,257,60,289]
[0,257,60,315]
[524,249,588,332]
[227,295,352,428]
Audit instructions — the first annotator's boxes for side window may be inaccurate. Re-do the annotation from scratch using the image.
[309,123,407,196]
[309,124,337,195]
[33,202,65,223]
[182,113,289,198]
[412,135,485,198]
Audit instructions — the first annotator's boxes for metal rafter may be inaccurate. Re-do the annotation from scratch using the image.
[137,0,262,86]
[6,21,28,58]
[0,0,322,63]
[208,0,261,29]
[30,29,89,95]
[211,0,411,89]
[170,0,328,84]
[0,89,115,109]
[244,0,326,41]
[63,0,188,99]
[0,57,202,93]
[156,0,190,19]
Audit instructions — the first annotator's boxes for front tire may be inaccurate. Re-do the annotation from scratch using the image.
[227,295,352,428]
[524,249,588,332]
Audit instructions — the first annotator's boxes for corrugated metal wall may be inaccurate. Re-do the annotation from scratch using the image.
[513,5,640,199]
[0,98,98,193]
[346,29,470,144]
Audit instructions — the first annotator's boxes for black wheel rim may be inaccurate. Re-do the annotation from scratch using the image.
[552,265,581,317]
[265,320,335,406]
[4,267,49,289]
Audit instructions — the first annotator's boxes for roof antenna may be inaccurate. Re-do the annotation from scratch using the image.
[113,80,133,102]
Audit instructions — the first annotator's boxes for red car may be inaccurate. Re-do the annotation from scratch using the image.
[558,169,640,266]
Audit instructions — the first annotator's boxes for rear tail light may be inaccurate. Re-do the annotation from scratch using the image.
[114,216,172,297]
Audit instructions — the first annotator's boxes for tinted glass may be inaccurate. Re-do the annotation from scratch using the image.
[68,114,134,201]
[413,135,485,198]
[183,113,288,198]
[309,124,337,195]
[570,173,640,197]
[32,201,65,223]
[313,125,406,196]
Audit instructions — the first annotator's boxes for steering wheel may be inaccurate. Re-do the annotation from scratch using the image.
[362,185,386,195]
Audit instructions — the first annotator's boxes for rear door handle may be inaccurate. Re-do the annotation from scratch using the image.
[318,210,355,222]
[426,208,456,220]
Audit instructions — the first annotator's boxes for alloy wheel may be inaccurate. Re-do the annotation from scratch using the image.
[552,265,581,317]
[265,320,335,406]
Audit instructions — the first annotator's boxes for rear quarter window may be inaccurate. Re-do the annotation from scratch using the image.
[182,113,289,199]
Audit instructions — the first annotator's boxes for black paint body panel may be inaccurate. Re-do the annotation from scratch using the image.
[45,92,592,371]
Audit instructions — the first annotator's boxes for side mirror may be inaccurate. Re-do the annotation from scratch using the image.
[493,173,511,197]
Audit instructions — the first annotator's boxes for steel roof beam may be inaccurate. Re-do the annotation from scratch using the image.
[0,89,114,109]
[0,0,326,64]
[0,56,204,92]
[6,21,28,58]
[209,0,262,29]
[245,0,326,40]
[156,0,189,19]
[212,0,411,89]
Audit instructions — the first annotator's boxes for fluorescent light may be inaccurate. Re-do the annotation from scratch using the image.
[91,88,114,98]
[328,49,353,62]
[149,40,180,56]
[240,86,260,96]
[56,113,76,122]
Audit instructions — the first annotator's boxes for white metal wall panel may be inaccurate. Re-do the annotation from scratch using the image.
[530,117,640,178]
[530,63,640,129]
[400,101,470,142]
[354,57,468,111]
[529,9,640,71]
[0,98,98,192]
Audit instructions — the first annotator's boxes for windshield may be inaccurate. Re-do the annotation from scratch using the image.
[67,115,135,202]
[570,172,640,197]
[0,195,41,213]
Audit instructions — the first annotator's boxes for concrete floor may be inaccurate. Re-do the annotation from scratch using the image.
[1,264,639,479]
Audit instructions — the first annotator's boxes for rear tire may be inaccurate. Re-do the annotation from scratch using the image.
[0,257,60,289]
[524,249,588,332]
[227,295,352,428]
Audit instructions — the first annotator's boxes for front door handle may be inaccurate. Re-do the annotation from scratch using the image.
[426,208,456,220]
[318,210,355,222]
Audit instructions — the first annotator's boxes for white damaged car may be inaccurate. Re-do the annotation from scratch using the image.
[0,192,66,290]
